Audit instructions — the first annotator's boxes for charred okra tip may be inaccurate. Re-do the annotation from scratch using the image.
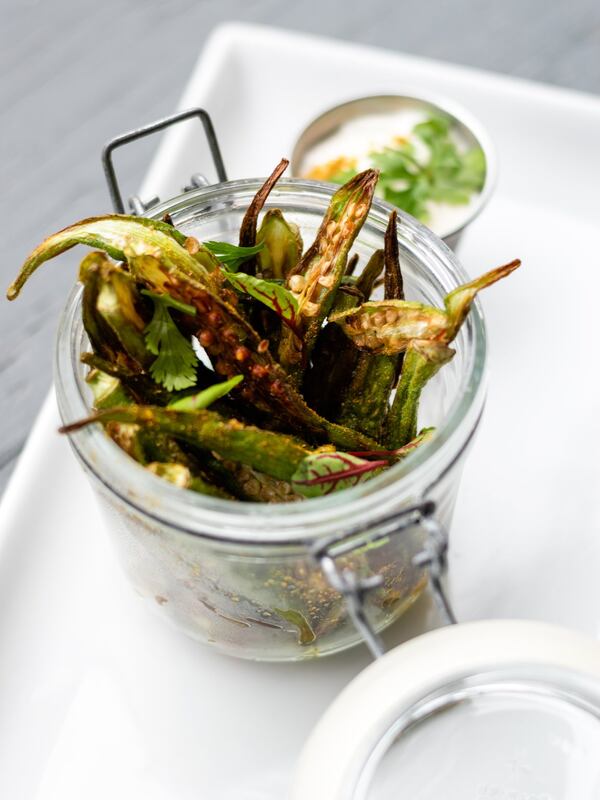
[8,163,520,502]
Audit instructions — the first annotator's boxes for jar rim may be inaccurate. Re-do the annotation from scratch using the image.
[54,178,487,545]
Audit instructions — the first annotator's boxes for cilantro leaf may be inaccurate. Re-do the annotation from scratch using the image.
[204,241,265,272]
[142,290,198,392]
[168,375,243,411]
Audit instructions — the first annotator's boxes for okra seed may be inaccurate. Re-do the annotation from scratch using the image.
[318,274,335,288]
[184,237,200,255]
[289,275,306,292]
[222,327,238,342]
[235,346,251,362]
[251,364,269,379]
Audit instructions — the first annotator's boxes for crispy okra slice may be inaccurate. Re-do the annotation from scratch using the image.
[332,259,520,356]
[345,253,359,277]
[331,259,521,447]
[279,169,379,381]
[383,342,454,447]
[355,248,384,300]
[337,212,405,438]
[79,253,132,367]
[238,159,290,275]
[302,282,364,417]
[6,214,222,300]
[94,261,153,369]
[86,368,132,409]
[256,209,303,279]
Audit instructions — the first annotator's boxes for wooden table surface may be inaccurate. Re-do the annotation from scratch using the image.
[1,0,599,496]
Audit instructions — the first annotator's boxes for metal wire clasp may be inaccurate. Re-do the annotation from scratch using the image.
[311,500,456,659]
[102,108,227,214]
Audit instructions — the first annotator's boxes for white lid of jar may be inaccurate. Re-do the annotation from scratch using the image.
[292,620,600,800]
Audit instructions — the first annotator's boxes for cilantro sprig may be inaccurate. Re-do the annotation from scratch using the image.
[142,290,198,392]
[328,115,486,223]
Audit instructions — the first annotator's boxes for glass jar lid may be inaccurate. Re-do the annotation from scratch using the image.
[292,620,600,799]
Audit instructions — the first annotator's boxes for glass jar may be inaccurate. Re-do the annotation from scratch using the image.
[54,178,486,661]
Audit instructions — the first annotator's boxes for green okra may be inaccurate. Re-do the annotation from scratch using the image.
[337,354,397,438]
[238,159,289,275]
[383,342,454,447]
[6,214,221,301]
[86,369,132,410]
[79,253,129,366]
[337,211,404,438]
[301,282,364,418]
[332,260,521,356]
[80,352,172,406]
[355,248,384,300]
[61,405,313,481]
[278,169,379,381]
[333,259,521,447]
[345,253,359,277]
[96,264,153,369]
[256,209,303,279]
[86,368,234,500]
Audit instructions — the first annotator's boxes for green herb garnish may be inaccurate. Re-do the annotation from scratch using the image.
[328,115,485,223]
[142,290,198,391]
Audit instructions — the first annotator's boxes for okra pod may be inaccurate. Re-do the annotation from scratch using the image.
[61,405,312,481]
[337,212,405,438]
[238,159,289,275]
[6,215,221,300]
[256,209,303,279]
[383,342,454,447]
[355,248,384,300]
[279,169,379,380]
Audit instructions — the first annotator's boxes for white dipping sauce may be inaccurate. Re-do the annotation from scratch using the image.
[301,111,482,239]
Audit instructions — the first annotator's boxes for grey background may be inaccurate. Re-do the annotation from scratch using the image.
[1,0,599,496]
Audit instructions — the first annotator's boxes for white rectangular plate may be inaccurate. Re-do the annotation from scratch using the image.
[2,22,600,799]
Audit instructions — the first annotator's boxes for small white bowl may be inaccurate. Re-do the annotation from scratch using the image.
[291,93,497,250]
